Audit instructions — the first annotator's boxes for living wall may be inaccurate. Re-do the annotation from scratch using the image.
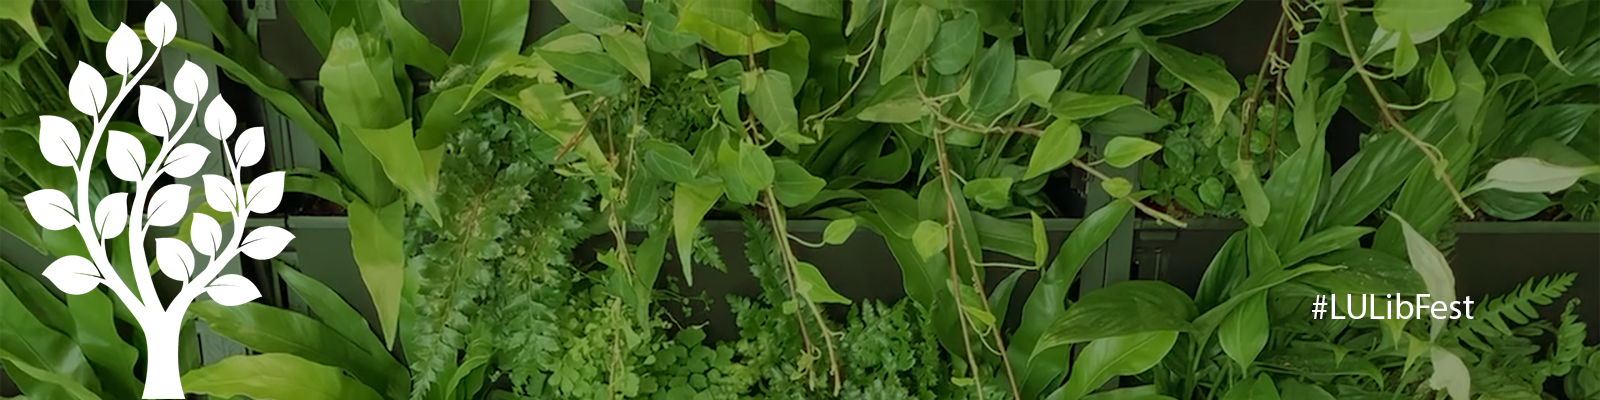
[0,0,1597,399]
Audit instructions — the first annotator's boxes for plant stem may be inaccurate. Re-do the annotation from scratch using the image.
[763,190,842,393]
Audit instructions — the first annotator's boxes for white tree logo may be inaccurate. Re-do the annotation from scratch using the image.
[21,3,293,398]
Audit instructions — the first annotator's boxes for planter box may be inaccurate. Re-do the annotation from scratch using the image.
[1135,218,1600,342]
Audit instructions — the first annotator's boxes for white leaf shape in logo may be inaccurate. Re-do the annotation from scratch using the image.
[155,237,195,283]
[69,62,106,116]
[138,85,177,137]
[146,184,192,227]
[204,97,236,140]
[161,143,211,179]
[239,226,294,260]
[23,189,76,231]
[38,115,82,167]
[245,171,285,214]
[107,130,147,182]
[94,193,129,240]
[107,24,144,76]
[145,3,177,47]
[203,174,238,213]
[234,127,265,168]
[173,61,208,104]
[204,274,261,306]
[190,212,223,257]
[42,256,102,295]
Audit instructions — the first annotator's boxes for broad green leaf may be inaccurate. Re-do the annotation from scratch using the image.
[879,2,940,84]
[1318,104,1456,229]
[1278,379,1337,400]
[1191,264,1345,344]
[967,177,1014,209]
[1080,385,1177,400]
[642,140,698,183]
[272,262,388,358]
[1465,157,1600,195]
[912,220,947,260]
[718,141,776,204]
[846,0,876,36]
[749,70,809,150]
[0,350,101,400]
[673,182,723,286]
[0,191,44,251]
[1031,212,1047,264]
[719,86,742,126]
[376,0,447,75]
[0,0,47,51]
[505,84,611,172]
[321,28,405,129]
[1035,280,1195,353]
[968,40,1016,122]
[1049,331,1180,400]
[600,30,651,86]
[772,159,826,207]
[1232,159,1269,227]
[823,218,857,245]
[1139,34,1238,124]
[795,261,852,304]
[1299,248,1427,296]
[349,120,439,219]
[452,0,529,66]
[347,200,405,348]
[1218,292,1268,370]
[644,2,699,53]
[1492,104,1596,159]
[1429,345,1472,399]
[1281,227,1375,266]
[1101,177,1132,198]
[777,0,843,19]
[1452,50,1486,139]
[66,290,139,397]
[1426,50,1455,102]
[190,301,402,398]
[1373,0,1470,38]
[771,32,810,90]
[1474,189,1556,220]
[858,95,928,123]
[1015,59,1061,108]
[1103,137,1163,168]
[539,47,628,97]
[928,12,979,75]
[1261,135,1326,249]
[677,0,790,56]
[1083,106,1170,136]
[551,0,630,32]
[1390,213,1455,339]
[1476,5,1569,72]
[1050,92,1142,121]
[1391,30,1419,77]
[182,354,384,400]
[960,285,997,332]
[1024,120,1082,180]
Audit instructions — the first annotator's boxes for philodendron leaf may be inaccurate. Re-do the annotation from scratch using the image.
[1023,119,1082,180]
[1035,280,1196,353]
[1232,159,1270,227]
[181,354,384,400]
[674,182,723,286]
[1102,137,1162,168]
[1138,34,1237,124]
[599,30,651,86]
[880,2,939,84]
[1100,177,1132,198]
[967,177,1014,209]
[928,12,980,75]
[1465,157,1600,195]
[1218,292,1269,370]
[772,159,825,207]
[642,140,697,183]
[1015,60,1062,108]
[749,70,810,150]
[794,261,851,304]
[1390,213,1455,340]
[777,0,843,19]
[1280,227,1375,266]
[823,218,856,245]
[1475,5,1569,73]
[912,220,947,261]
[1425,50,1456,102]
[717,141,776,204]
[1050,92,1142,121]
[676,0,789,55]
[1049,331,1180,400]
[552,0,631,33]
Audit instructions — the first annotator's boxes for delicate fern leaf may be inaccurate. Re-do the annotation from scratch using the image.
[1454,273,1575,350]
[693,225,728,273]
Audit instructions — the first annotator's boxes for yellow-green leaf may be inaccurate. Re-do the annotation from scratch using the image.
[880,2,940,84]
[928,12,980,75]
[674,182,724,286]
[600,30,651,86]
[182,354,384,400]
[967,177,1014,209]
[857,97,929,124]
[347,200,405,348]
[1100,177,1132,198]
[349,119,439,219]
[1139,34,1237,124]
[748,70,807,150]
[1475,5,1568,73]
[1023,119,1082,180]
[552,0,630,33]
[772,159,825,207]
[1103,137,1162,168]
[1232,159,1270,227]
[795,261,851,304]
[1425,50,1456,103]
[1050,92,1142,121]
[912,220,948,261]
[823,218,857,245]
[677,0,789,56]
[0,0,49,54]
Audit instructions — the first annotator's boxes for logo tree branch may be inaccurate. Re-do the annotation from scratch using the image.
[22,3,293,398]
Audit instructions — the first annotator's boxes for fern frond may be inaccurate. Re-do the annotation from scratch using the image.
[1547,298,1588,376]
[694,225,728,273]
[1453,273,1576,353]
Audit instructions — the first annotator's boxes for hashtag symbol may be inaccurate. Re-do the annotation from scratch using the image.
[1312,295,1327,319]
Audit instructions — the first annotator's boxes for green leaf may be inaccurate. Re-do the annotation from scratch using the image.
[321,27,405,129]
[1049,331,1180,400]
[1103,137,1163,168]
[0,351,100,400]
[376,0,447,75]
[600,30,651,86]
[349,120,439,219]
[677,0,790,56]
[960,285,997,332]
[1031,212,1047,265]
[857,96,929,123]
[1080,385,1178,400]
[719,86,742,127]
[718,141,776,204]
[846,0,876,36]
[794,261,851,304]
[1425,50,1456,102]
[1035,280,1196,353]
[1101,177,1132,198]
[1278,378,1337,400]
[0,0,47,52]
[749,70,809,150]
[1261,135,1326,249]
[771,32,811,90]
[190,301,403,399]
[1429,345,1472,400]
[967,177,1014,209]
[1083,106,1169,136]
[879,2,940,84]
[1281,227,1375,266]
[1389,213,1456,339]
[1050,92,1143,121]
[0,191,43,251]
[272,262,389,359]
[772,159,826,207]
[642,140,698,183]
[1139,34,1238,124]
[928,12,980,75]
[1476,5,1569,73]
[968,40,1016,122]
[823,218,857,245]
[346,200,405,349]
[912,220,947,260]
[66,290,139,397]
[182,354,384,400]
[1465,157,1600,195]
[1015,59,1062,108]
[540,45,629,97]
[452,0,529,66]
[1023,120,1081,180]
[1200,178,1225,207]
[1374,0,1470,35]
[551,0,630,33]
[1299,248,1427,296]
[644,2,700,53]
[1218,292,1269,370]
[777,0,843,19]
[1474,189,1555,221]
[1391,30,1419,77]
[673,182,723,286]
[1232,159,1270,227]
